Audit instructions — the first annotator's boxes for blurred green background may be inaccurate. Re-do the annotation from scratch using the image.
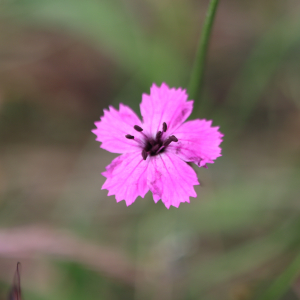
[0,0,300,299]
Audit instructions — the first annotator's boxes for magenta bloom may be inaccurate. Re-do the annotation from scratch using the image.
[92,83,223,208]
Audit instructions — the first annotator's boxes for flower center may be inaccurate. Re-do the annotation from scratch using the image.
[125,122,178,160]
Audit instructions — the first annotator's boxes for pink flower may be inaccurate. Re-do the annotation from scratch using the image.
[92,83,223,208]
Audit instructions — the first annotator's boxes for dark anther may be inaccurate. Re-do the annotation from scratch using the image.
[156,131,162,139]
[142,149,148,160]
[163,122,167,132]
[170,135,178,142]
[163,138,172,147]
[149,139,155,146]
[125,134,134,139]
[139,122,178,158]
[151,144,160,154]
[134,125,143,132]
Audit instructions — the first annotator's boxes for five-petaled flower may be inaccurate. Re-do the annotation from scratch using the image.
[92,83,223,208]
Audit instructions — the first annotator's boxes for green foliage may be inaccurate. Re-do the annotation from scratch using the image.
[3,0,188,89]
[226,17,300,125]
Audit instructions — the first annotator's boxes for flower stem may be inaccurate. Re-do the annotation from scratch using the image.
[188,0,220,114]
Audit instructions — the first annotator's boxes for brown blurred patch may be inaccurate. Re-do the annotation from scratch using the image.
[0,25,115,116]
[279,110,300,156]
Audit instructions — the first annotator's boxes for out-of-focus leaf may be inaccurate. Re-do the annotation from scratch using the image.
[255,251,300,300]
[2,0,188,87]
[139,171,293,243]
[226,17,300,124]
[189,217,300,296]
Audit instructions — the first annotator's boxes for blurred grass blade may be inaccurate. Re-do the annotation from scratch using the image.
[226,17,300,125]
[255,251,300,300]
[189,217,300,296]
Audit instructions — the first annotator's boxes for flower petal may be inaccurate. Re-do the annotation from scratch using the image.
[168,119,223,167]
[102,152,149,206]
[102,155,124,179]
[92,104,142,154]
[140,83,193,137]
[147,153,199,209]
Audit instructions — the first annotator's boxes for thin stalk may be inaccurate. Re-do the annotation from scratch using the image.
[188,0,220,116]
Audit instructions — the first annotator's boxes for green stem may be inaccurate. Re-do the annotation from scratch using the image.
[188,0,220,116]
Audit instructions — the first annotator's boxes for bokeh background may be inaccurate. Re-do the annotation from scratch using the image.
[0,0,300,299]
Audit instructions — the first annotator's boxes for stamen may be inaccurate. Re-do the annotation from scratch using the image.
[170,135,178,142]
[134,125,143,132]
[138,123,177,158]
[163,138,172,147]
[142,149,148,160]
[125,134,134,139]
[163,122,167,132]
[149,139,155,146]
[151,144,160,154]
[156,131,162,139]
